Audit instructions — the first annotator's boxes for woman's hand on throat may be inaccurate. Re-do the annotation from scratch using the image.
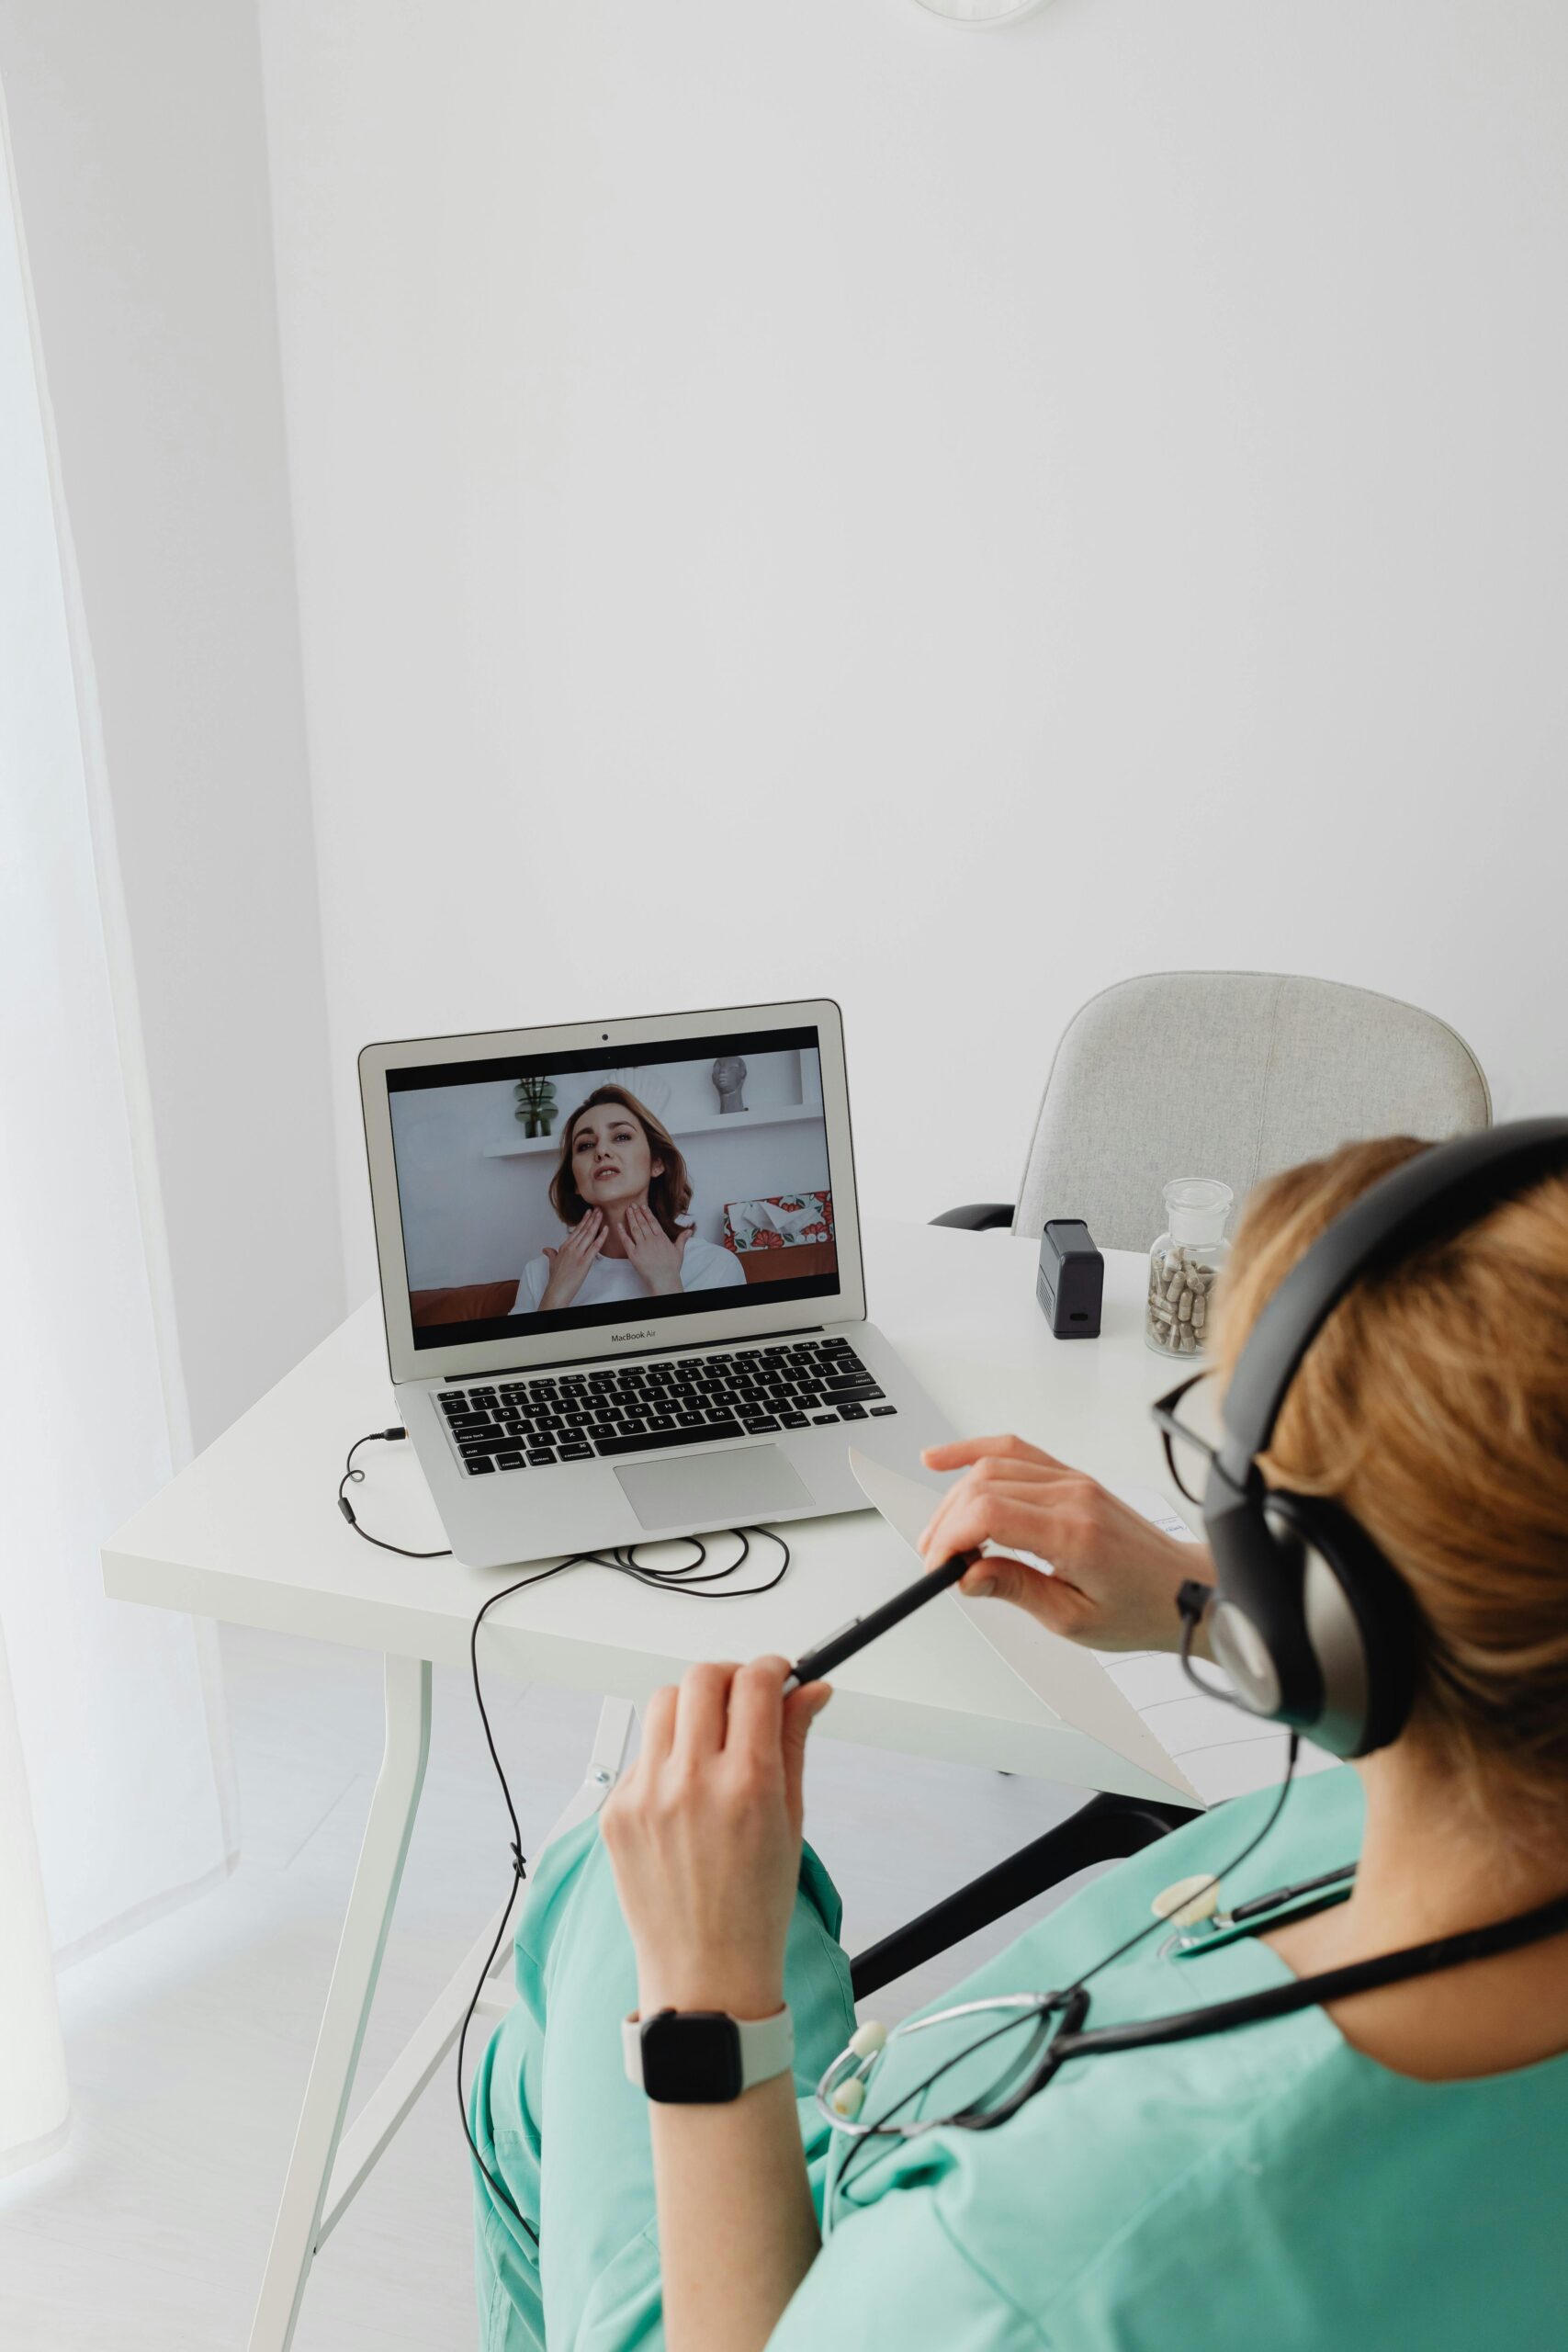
[621,1202,692,1295]
[538,1209,606,1311]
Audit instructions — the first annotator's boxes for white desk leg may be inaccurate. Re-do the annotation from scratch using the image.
[247,1654,433,2352]
[316,1690,636,2246]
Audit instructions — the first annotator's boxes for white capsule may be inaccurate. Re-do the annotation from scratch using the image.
[849,2019,888,2061]
[1152,1873,1220,1928]
[829,2076,867,2119]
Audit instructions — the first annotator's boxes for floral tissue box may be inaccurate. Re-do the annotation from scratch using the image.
[722,1191,834,1254]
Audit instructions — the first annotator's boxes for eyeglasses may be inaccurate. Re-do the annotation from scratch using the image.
[1149,1368,1223,1507]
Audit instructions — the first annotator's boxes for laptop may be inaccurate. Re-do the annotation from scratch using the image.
[358,999,954,1566]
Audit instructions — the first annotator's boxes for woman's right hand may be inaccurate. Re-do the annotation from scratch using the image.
[538,1209,606,1311]
[918,1433,1214,1656]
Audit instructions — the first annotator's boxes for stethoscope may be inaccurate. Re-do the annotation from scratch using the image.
[816,1858,1358,2143]
[815,1742,1568,2188]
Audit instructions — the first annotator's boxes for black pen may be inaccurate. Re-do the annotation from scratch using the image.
[781,1549,980,1693]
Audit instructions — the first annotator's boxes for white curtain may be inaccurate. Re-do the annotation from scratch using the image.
[0,83,237,2171]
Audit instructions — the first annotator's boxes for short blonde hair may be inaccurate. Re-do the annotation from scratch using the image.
[1214,1136,1568,1849]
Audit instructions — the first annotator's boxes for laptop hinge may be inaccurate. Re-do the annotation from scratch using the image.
[433,1324,831,1385]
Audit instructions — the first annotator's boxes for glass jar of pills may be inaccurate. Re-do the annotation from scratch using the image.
[1145,1179,1233,1358]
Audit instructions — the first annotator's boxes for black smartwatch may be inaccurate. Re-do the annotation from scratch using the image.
[622,2006,795,2104]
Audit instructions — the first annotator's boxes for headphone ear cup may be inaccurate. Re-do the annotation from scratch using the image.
[1208,1599,1285,1719]
[1257,1493,1417,1759]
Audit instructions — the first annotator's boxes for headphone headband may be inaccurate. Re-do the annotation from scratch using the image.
[1219,1117,1568,1475]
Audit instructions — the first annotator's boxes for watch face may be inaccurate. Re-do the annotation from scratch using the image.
[639,2011,743,2104]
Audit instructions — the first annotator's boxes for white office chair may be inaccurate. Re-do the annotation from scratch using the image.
[854,971,1492,1999]
[937,970,1490,1249]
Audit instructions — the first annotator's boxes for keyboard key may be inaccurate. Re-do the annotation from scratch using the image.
[595,1418,744,1458]
[779,1412,808,1429]
[467,1456,495,1475]
[837,1402,868,1420]
[525,1447,556,1465]
[558,1441,593,1461]
[675,1411,706,1428]
[870,1405,897,1417]
[494,1451,525,1468]
[742,1415,780,1433]
[620,1417,647,1434]
[811,1411,839,1425]
[646,1413,675,1430]
[459,1439,495,1458]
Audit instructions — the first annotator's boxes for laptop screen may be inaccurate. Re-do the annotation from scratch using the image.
[386,1023,841,1351]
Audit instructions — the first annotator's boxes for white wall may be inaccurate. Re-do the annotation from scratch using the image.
[255,0,1564,1302]
[0,2,343,1444]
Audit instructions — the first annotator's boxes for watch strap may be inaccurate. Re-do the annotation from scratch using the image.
[623,2005,795,2098]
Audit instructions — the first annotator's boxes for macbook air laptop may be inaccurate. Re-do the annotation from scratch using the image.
[358,999,954,1566]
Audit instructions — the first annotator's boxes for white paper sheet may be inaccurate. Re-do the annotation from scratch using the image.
[848,1452,1200,1804]
[846,1452,1338,1811]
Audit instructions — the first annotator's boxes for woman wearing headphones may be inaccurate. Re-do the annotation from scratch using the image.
[469,1133,1568,2352]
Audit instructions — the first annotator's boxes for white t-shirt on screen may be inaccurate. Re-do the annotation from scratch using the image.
[515,1233,747,1315]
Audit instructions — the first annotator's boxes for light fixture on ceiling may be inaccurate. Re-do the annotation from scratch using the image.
[912,0,1055,22]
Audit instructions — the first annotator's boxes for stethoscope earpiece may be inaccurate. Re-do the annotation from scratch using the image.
[823,2018,889,2118]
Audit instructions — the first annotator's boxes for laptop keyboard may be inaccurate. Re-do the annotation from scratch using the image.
[436,1336,897,1475]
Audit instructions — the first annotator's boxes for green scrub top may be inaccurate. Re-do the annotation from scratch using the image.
[471,1765,1568,2352]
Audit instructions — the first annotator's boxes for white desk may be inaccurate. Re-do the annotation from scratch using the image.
[102,1221,1204,2352]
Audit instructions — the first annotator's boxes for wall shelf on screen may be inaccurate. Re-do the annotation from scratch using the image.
[483,1107,822,1159]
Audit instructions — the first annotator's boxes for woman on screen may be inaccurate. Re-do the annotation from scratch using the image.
[516,1084,747,1313]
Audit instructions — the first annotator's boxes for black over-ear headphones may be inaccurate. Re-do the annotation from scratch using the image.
[1198,1116,1568,1760]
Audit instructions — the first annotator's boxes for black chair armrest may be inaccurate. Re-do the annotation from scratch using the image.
[849,1792,1196,2000]
[931,1202,1015,1232]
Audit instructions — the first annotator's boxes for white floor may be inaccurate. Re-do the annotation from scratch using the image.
[2,1624,1104,2351]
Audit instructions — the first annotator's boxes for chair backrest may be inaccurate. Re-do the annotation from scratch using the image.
[1014,972,1492,1251]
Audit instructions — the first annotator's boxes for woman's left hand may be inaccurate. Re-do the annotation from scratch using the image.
[622,1203,693,1295]
[601,1659,832,2020]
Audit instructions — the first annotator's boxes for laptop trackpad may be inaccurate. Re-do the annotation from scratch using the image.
[615,1445,814,1532]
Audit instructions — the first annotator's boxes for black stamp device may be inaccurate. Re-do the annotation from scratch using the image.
[1036,1218,1103,1339]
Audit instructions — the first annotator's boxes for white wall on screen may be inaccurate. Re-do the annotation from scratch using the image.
[392,1051,830,1286]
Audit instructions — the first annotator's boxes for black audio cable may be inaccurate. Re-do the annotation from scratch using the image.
[335,1427,793,2238]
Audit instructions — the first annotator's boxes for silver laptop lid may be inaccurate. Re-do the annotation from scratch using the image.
[359,999,866,1385]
